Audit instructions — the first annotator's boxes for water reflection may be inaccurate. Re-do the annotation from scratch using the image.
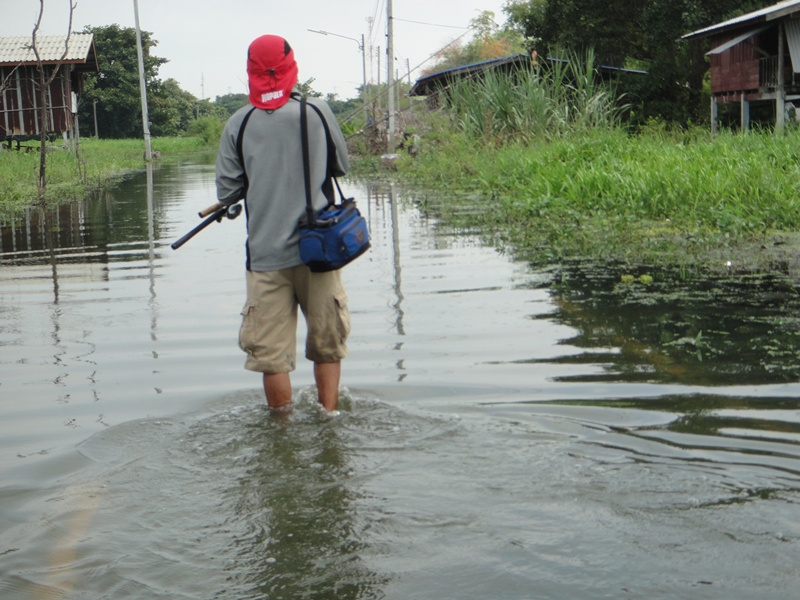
[367,183,406,380]
[219,407,387,599]
[2,159,800,599]
[538,261,800,385]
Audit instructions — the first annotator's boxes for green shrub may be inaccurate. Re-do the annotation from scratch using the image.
[186,116,225,145]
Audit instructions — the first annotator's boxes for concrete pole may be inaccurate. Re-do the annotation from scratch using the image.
[710,96,718,136]
[386,0,395,153]
[741,92,750,132]
[361,34,368,126]
[133,0,152,160]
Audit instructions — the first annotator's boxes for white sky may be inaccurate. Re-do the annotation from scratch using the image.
[2,0,511,100]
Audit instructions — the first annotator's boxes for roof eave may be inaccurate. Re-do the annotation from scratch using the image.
[683,3,800,41]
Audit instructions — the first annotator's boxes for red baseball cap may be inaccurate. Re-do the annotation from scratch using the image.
[247,35,299,110]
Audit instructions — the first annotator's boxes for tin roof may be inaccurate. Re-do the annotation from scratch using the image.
[409,54,647,97]
[0,33,96,67]
[683,0,800,40]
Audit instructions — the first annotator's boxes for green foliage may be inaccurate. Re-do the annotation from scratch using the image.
[213,93,249,116]
[445,50,626,144]
[399,120,800,264]
[148,78,199,136]
[502,0,778,124]
[295,78,323,98]
[186,116,225,145]
[79,24,170,138]
[425,10,526,74]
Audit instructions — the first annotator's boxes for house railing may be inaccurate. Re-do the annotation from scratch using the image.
[760,55,779,88]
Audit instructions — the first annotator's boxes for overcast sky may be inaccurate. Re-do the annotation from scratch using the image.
[2,0,511,100]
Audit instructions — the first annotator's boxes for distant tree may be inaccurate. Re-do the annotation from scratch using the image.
[503,0,774,124]
[78,24,167,138]
[148,78,198,136]
[296,77,322,98]
[213,93,249,116]
[424,11,525,75]
[327,96,361,118]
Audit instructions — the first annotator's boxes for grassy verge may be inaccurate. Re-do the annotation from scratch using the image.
[355,53,800,270]
[392,125,800,269]
[0,136,212,213]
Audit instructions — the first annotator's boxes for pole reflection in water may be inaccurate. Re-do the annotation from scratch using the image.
[371,182,406,379]
[43,207,60,303]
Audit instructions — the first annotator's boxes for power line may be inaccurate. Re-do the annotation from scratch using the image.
[370,0,385,47]
[392,17,469,30]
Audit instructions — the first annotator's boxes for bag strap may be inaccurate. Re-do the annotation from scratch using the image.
[300,96,316,226]
[304,100,346,205]
[235,106,257,198]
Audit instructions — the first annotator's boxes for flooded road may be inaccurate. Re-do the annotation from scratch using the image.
[1,158,799,598]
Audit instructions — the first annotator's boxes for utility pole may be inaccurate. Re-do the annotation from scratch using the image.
[386,0,395,153]
[360,33,368,125]
[133,0,152,160]
[366,17,374,84]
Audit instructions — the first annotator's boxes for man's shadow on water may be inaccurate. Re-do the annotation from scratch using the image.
[220,400,388,599]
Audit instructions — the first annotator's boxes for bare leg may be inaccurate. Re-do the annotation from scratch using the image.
[263,372,292,410]
[314,361,341,412]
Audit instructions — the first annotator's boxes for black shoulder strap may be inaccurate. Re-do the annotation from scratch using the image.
[305,100,345,204]
[300,96,316,225]
[235,106,257,198]
[305,102,337,168]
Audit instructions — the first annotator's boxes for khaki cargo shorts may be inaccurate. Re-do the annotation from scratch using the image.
[238,266,350,373]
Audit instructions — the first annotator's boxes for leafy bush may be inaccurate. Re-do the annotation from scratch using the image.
[186,116,225,145]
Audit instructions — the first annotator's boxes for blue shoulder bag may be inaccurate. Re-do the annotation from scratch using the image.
[297,96,370,272]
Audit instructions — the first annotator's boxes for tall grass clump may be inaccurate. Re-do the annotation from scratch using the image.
[447,49,626,145]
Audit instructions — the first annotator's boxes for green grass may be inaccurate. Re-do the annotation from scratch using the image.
[366,52,800,264]
[446,49,626,145]
[0,136,212,213]
[384,51,800,268]
[392,123,800,267]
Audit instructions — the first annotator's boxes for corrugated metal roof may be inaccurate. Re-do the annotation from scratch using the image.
[0,33,94,65]
[683,0,800,40]
[705,26,769,55]
[409,54,532,97]
[409,54,648,97]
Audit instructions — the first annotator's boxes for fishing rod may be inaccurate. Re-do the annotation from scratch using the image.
[171,201,243,250]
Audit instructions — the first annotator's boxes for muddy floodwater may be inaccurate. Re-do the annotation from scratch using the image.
[1,157,799,599]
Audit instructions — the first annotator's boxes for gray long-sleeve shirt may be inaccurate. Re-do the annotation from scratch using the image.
[215,95,349,271]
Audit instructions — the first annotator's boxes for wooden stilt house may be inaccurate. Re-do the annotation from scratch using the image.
[683,0,800,132]
[0,33,98,146]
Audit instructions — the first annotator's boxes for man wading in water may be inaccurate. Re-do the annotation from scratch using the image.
[215,35,351,413]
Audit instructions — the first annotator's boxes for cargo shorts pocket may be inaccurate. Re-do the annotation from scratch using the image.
[334,291,351,344]
[238,301,258,355]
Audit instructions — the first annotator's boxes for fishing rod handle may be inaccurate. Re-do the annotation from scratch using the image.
[199,202,225,217]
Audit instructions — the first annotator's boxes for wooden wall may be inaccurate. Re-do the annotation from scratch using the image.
[0,65,75,138]
[709,35,761,95]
